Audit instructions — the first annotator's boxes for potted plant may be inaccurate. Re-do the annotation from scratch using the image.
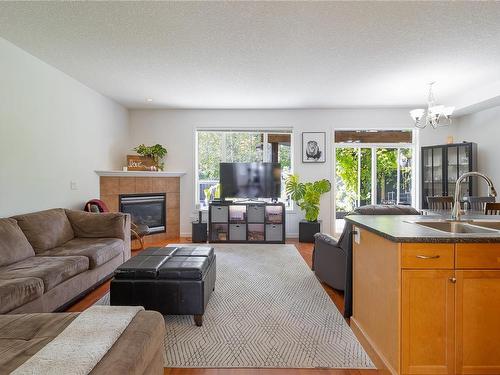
[133,144,168,171]
[285,174,331,242]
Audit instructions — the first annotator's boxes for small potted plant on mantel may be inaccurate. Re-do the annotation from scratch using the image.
[132,144,168,171]
[285,174,331,242]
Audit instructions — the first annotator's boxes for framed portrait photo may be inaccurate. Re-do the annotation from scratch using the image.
[302,132,326,163]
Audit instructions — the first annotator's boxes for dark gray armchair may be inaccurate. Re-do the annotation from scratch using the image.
[312,204,420,317]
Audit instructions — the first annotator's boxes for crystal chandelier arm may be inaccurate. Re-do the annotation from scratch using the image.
[443,106,455,118]
[415,120,427,129]
[410,82,454,129]
[427,81,436,107]
[410,109,427,128]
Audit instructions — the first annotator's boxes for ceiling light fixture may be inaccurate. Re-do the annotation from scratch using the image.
[410,82,454,129]
[146,98,153,103]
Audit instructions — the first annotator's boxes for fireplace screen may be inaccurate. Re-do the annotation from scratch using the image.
[119,194,166,234]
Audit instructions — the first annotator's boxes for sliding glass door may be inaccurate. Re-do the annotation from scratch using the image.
[334,135,415,234]
[376,148,413,205]
[334,147,374,233]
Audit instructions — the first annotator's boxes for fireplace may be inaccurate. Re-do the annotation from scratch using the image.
[119,193,166,234]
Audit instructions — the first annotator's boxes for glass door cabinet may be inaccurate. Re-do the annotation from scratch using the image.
[421,142,477,209]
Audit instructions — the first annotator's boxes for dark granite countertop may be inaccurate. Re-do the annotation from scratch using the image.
[345,215,500,243]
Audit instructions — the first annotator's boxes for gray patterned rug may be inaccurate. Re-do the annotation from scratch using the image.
[96,243,374,369]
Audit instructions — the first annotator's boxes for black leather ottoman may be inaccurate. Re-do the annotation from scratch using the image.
[110,246,216,326]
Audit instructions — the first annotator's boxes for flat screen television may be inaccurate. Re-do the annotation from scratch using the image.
[220,162,281,199]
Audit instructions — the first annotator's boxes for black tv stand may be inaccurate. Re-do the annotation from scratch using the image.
[208,201,285,243]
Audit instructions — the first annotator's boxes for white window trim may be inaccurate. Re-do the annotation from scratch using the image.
[194,128,294,211]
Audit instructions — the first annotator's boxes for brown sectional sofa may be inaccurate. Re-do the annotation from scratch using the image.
[0,208,131,314]
[0,208,165,374]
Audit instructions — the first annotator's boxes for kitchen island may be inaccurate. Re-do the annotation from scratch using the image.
[345,215,500,375]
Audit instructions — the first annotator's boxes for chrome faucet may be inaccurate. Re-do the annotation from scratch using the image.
[451,172,497,221]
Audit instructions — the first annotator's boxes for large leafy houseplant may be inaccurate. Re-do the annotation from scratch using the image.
[133,144,168,171]
[285,174,332,222]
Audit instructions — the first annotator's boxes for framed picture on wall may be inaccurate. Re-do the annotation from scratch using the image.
[302,132,326,163]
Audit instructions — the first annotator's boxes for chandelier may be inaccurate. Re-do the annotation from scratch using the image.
[410,82,454,129]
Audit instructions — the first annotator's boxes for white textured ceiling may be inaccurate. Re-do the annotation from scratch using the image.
[1,1,500,109]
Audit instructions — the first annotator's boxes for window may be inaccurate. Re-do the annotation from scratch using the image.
[196,129,292,208]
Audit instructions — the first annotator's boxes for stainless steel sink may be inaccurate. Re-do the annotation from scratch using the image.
[407,220,500,234]
[469,221,500,231]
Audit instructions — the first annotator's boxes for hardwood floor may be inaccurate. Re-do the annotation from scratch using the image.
[66,238,379,374]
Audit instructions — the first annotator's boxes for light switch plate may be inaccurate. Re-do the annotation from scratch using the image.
[70,181,78,190]
[353,226,360,244]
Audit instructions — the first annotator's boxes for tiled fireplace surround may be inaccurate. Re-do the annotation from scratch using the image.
[99,176,180,244]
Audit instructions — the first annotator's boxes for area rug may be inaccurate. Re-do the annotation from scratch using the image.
[96,243,374,369]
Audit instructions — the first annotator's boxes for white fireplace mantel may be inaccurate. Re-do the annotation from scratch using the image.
[95,170,186,177]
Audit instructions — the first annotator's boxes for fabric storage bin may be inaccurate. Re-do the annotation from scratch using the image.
[266,224,283,242]
[210,205,228,223]
[247,205,265,223]
[229,224,246,241]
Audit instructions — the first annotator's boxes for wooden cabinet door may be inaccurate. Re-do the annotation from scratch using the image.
[455,270,500,374]
[402,270,455,375]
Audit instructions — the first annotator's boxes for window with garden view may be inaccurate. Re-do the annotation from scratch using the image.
[334,130,415,233]
[196,130,292,208]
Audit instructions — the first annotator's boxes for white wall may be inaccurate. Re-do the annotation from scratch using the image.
[455,106,500,195]
[0,38,129,216]
[128,108,455,237]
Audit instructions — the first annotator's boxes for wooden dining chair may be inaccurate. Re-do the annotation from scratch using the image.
[463,196,496,212]
[484,202,500,215]
[427,196,454,210]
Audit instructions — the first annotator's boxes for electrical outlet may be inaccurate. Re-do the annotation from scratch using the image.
[70,181,78,190]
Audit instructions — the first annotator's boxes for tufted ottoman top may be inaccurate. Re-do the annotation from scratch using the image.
[113,246,215,280]
[171,246,214,258]
[158,256,211,280]
[137,246,179,257]
[114,255,169,279]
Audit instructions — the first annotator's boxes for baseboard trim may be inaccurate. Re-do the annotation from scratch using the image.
[350,317,396,375]
[181,232,300,239]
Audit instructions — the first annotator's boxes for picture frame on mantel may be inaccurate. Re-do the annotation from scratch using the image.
[302,132,326,163]
[126,155,156,171]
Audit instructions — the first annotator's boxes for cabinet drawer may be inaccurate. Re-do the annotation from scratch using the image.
[456,243,500,269]
[401,243,454,269]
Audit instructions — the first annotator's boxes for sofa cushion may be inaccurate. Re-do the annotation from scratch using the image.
[39,238,124,269]
[0,278,44,314]
[65,210,127,240]
[0,218,35,267]
[350,204,420,216]
[0,256,89,292]
[13,209,74,253]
